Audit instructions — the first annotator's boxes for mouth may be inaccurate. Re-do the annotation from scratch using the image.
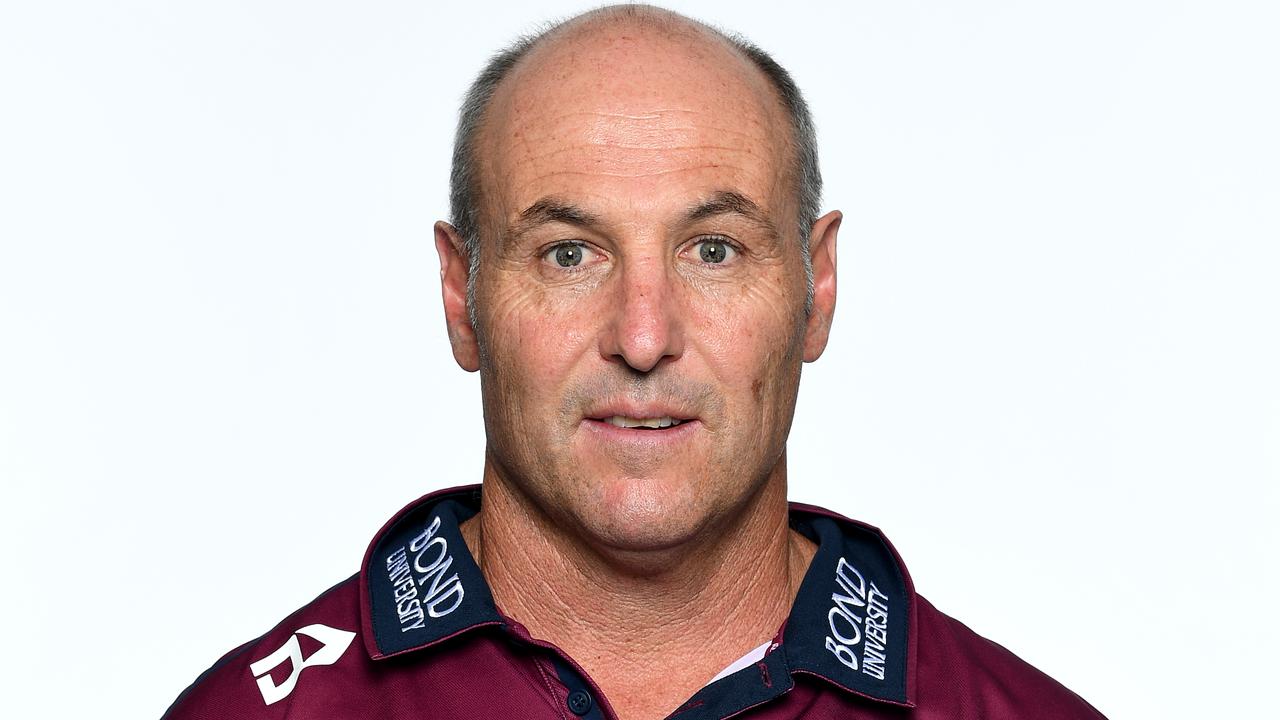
[582,415,700,447]
[578,389,705,445]
[581,405,700,440]
[599,415,687,430]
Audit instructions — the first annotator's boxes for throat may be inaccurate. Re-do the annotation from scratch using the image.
[460,495,815,720]
[461,461,816,720]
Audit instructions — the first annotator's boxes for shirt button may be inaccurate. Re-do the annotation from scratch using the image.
[567,689,593,716]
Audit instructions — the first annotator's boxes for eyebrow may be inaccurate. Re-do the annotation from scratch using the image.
[684,190,778,235]
[511,197,602,236]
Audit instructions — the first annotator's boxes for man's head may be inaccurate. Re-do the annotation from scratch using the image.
[435,5,840,557]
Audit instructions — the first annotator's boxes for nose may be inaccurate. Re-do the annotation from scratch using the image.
[598,255,684,373]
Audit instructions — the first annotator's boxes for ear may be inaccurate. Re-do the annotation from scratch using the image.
[802,209,841,363]
[434,221,481,372]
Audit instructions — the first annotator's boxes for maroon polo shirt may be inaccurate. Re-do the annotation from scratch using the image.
[163,485,1106,719]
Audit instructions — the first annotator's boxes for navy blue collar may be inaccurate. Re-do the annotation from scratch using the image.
[359,484,917,708]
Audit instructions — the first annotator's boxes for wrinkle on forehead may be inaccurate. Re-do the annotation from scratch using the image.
[497,96,778,159]
[525,110,767,150]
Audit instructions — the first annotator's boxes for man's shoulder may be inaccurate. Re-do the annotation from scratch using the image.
[162,574,365,720]
[913,595,1106,719]
[161,485,494,720]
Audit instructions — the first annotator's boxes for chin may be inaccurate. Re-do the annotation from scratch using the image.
[575,471,718,554]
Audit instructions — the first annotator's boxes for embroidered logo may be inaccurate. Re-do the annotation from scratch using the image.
[249,623,356,705]
[384,514,466,632]
[823,556,891,680]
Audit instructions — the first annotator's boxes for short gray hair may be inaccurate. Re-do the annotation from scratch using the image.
[449,5,822,325]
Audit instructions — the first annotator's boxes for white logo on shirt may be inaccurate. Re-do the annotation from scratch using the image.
[249,623,356,705]
[823,557,891,680]
[385,515,466,632]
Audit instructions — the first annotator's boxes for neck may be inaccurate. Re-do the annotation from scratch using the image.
[459,459,816,720]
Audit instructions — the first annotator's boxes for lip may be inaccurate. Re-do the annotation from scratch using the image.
[582,400,699,425]
[581,417,702,444]
[578,398,703,446]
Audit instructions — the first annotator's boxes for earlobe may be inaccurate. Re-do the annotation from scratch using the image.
[803,210,841,363]
[434,221,481,372]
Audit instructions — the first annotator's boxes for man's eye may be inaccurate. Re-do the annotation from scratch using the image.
[693,237,736,265]
[544,242,593,268]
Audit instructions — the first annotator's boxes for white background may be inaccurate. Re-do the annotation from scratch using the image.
[1,1,1276,718]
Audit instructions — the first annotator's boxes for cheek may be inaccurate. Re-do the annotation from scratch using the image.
[689,278,803,376]
[685,277,805,453]
[481,279,596,404]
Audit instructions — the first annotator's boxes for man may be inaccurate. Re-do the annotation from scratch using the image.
[164,5,1105,719]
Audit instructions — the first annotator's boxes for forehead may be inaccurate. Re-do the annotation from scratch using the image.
[480,24,791,220]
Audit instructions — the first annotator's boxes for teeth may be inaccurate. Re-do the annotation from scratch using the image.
[605,416,683,429]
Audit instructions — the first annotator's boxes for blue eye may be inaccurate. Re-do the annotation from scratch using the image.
[555,244,583,267]
[694,237,736,264]
[543,242,594,268]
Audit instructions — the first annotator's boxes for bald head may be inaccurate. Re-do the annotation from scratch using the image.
[449,5,821,314]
